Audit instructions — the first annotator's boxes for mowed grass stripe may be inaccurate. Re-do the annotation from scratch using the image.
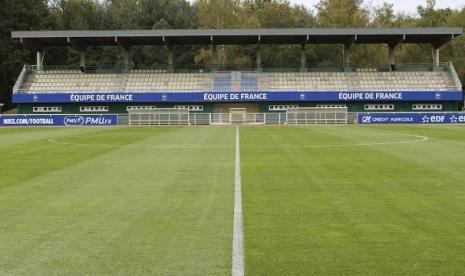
[241,126,465,275]
[0,127,235,275]
[0,127,110,148]
[0,127,177,190]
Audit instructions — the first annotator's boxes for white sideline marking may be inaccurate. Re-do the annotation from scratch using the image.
[350,134,429,146]
[232,126,244,276]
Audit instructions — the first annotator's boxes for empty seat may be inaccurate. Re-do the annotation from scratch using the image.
[19,69,457,94]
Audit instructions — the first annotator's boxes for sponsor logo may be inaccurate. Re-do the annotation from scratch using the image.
[425,115,446,123]
[0,115,116,127]
[1,117,54,125]
[448,115,465,123]
[360,113,465,124]
[83,116,114,125]
[64,116,114,126]
[64,116,85,126]
[361,116,372,123]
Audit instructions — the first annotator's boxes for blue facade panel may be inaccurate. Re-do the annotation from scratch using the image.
[0,115,118,127]
[358,113,465,124]
[12,91,464,104]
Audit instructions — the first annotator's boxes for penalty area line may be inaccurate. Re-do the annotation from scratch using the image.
[232,126,244,276]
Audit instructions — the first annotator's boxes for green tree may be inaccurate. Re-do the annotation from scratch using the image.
[442,7,465,83]
[2,0,465,110]
[316,0,368,27]
[0,0,51,109]
[417,0,452,27]
[372,3,395,28]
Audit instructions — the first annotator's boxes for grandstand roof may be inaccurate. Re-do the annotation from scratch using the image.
[12,28,463,50]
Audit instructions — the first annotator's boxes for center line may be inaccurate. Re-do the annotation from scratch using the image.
[232,126,244,276]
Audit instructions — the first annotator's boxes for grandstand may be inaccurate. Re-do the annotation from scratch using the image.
[10,28,464,114]
[18,70,456,93]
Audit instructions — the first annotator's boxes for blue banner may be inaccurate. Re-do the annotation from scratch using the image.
[0,115,118,127]
[12,91,463,103]
[358,113,465,124]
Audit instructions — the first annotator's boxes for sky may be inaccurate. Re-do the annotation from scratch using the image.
[290,0,465,15]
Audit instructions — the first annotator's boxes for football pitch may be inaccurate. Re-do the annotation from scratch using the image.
[1,125,465,275]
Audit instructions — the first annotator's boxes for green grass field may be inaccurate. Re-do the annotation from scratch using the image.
[1,125,465,275]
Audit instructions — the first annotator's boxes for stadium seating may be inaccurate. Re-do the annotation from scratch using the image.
[241,76,259,91]
[27,71,123,92]
[260,71,455,92]
[18,69,458,93]
[213,75,232,91]
[126,71,210,92]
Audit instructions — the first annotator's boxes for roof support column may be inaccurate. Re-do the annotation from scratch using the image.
[36,51,43,70]
[167,45,174,72]
[432,46,440,67]
[300,43,307,72]
[387,35,405,72]
[124,47,131,70]
[79,50,86,71]
[210,34,219,71]
[343,35,356,72]
[211,44,219,71]
[256,45,262,71]
[343,45,351,71]
[388,46,396,71]
[68,37,87,71]
[213,44,217,65]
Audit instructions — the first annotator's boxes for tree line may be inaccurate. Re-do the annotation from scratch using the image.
[1,0,464,109]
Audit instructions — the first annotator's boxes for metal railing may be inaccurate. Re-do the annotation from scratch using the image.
[15,63,461,94]
[28,64,130,73]
[3,112,465,127]
[25,63,452,73]
[127,112,345,126]
[446,61,463,91]
[12,65,28,93]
